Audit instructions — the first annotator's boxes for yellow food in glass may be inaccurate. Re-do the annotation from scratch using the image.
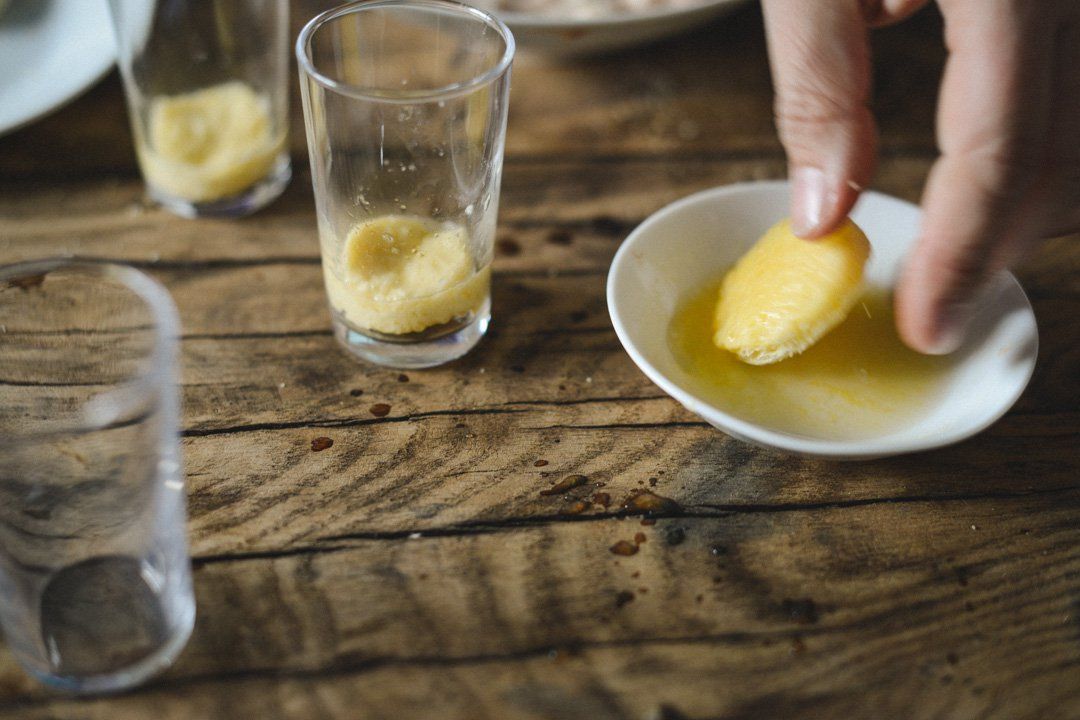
[714,218,871,365]
[137,81,284,203]
[323,215,489,335]
[671,284,952,440]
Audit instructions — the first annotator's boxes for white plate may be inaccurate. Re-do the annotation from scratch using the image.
[491,0,748,56]
[0,0,115,137]
[607,182,1039,459]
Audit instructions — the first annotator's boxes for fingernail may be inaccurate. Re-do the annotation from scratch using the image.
[928,303,970,355]
[791,166,828,237]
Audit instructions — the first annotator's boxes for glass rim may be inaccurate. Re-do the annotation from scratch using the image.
[296,0,516,104]
[0,258,180,443]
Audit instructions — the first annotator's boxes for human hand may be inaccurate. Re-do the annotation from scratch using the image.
[761,0,1079,353]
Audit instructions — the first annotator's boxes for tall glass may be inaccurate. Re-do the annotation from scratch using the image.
[108,0,291,218]
[0,260,194,694]
[297,0,514,368]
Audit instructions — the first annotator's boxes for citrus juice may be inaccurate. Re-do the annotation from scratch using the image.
[668,283,953,441]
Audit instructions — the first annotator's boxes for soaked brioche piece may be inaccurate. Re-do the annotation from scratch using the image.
[713,218,871,365]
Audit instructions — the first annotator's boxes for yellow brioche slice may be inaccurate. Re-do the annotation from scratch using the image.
[140,81,283,202]
[713,218,871,365]
[325,215,488,335]
[342,216,473,295]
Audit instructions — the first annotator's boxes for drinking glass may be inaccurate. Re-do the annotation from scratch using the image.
[0,260,194,694]
[297,0,515,368]
[108,0,291,218]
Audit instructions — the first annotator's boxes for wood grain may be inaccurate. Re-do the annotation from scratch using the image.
[0,156,941,267]
[1,492,1078,718]
[1,3,1078,719]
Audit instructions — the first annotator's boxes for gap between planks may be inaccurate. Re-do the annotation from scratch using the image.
[0,146,942,188]
[185,484,1080,567]
[12,255,612,276]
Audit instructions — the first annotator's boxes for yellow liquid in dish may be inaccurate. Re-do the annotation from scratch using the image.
[137,81,284,203]
[668,282,954,441]
[323,215,489,336]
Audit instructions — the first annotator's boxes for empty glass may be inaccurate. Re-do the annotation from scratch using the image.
[297,0,514,368]
[0,260,194,694]
[108,0,291,218]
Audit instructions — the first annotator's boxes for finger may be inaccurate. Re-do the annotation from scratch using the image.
[895,0,1055,354]
[762,0,877,238]
[862,0,932,28]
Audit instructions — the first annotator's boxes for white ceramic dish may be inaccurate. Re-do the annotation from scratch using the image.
[491,0,748,56]
[607,182,1039,459]
[0,0,116,137]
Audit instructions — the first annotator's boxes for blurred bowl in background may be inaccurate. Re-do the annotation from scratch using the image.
[0,0,115,136]
[481,0,749,56]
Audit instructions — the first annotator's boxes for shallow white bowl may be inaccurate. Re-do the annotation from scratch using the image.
[0,0,116,137]
[606,182,1039,459]
[497,0,748,56]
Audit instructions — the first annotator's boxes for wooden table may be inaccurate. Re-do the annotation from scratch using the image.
[1,4,1078,719]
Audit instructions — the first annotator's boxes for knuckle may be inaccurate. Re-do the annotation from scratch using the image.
[773,86,871,152]
[775,98,853,132]
[774,78,863,128]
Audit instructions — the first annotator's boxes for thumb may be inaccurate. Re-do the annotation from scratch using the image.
[762,0,878,238]
[895,0,1053,354]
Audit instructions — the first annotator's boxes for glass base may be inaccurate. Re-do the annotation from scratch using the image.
[149,155,292,219]
[29,590,194,695]
[332,299,490,369]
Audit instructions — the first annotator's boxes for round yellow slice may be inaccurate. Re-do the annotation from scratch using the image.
[713,218,871,365]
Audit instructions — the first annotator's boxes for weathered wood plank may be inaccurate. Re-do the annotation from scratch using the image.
[0,156,937,263]
[1,493,1077,719]
[164,273,1074,415]
[105,263,1080,425]
[170,298,1077,417]
[0,5,946,182]
[4,650,1076,720]
[177,410,1080,557]
[4,157,1075,299]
